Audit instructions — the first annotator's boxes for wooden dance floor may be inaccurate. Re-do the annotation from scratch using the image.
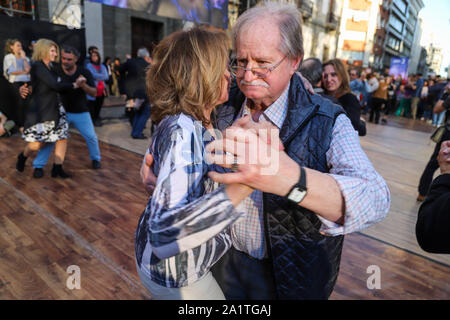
[0,116,449,299]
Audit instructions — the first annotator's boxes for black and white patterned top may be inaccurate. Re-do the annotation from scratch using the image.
[135,113,244,288]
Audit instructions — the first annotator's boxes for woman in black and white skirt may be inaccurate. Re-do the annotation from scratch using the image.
[16,39,85,178]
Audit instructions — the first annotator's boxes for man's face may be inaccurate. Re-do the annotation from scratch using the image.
[349,70,358,81]
[235,20,301,107]
[61,51,77,70]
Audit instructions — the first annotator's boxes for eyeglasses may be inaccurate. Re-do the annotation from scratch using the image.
[229,56,287,79]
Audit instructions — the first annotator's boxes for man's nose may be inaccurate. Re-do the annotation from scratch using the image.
[243,64,258,82]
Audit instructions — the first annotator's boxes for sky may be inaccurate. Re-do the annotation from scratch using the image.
[419,0,450,76]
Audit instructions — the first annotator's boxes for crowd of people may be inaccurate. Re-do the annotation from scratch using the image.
[347,67,448,126]
[0,37,155,178]
[1,1,449,301]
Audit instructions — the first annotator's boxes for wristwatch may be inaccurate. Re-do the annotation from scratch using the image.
[285,166,307,204]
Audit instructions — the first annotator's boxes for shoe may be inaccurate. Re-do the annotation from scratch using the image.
[51,164,72,179]
[94,119,103,127]
[16,152,27,172]
[33,168,44,178]
[131,134,147,139]
[92,160,101,169]
[416,194,425,202]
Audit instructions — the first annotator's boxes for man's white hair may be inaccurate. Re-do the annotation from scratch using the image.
[137,47,150,58]
[232,2,304,59]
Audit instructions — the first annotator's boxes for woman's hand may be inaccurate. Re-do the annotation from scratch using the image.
[141,153,157,195]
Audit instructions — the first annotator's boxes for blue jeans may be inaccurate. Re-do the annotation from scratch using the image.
[33,112,101,168]
[432,110,446,126]
[131,103,150,138]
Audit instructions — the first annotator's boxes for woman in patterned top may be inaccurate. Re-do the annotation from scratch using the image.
[134,27,253,300]
[15,39,84,178]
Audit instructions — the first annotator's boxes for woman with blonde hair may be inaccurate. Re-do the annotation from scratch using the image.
[322,58,366,136]
[3,38,31,132]
[16,38,84,178]
[134,27,252,300]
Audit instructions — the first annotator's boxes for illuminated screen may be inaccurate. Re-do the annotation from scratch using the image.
[89,0,228,28]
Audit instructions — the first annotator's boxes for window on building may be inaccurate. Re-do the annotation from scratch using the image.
[389,13,403,33]
[405,31,413,44]
[387,35,401,52]
[341,50,364,61]
[403,45,411,56]
[407,9,417,29]
[393,0,407,14]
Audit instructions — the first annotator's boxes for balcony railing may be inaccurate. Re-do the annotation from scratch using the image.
[0,0,35,19]
[326,12,339,30]
[299,0,313,19]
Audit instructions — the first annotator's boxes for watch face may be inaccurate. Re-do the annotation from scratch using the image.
[289,187,307,203]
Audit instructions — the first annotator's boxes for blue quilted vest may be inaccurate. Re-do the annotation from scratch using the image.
[215,73,346,299]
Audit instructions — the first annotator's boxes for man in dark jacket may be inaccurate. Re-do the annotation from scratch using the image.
[417,89,450,201]
[416,140,450,254]
[119,47,151,126]
[141,2,390,300]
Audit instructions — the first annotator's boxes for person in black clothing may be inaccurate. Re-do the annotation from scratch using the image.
[322,59,366,136]
[119,47,151,124]
[20,45,102,177]
[15,39,85,178]
[416,139,450,254]
[417,92,450,201]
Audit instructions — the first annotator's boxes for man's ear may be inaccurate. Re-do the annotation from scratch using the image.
[290,55,303,75]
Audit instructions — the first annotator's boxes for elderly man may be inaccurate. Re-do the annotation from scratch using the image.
[141,2,390,300]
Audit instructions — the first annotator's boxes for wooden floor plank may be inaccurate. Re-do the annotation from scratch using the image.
[0,115,449,299]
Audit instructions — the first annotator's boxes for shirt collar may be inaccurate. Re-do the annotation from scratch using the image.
[239,83,290,129]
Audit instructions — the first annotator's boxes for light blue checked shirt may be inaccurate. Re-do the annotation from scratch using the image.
[232,83,390,259]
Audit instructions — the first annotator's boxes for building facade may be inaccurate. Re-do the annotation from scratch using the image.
[300,0,342,62]
[375,0,424,72]
[426,43,443,76]
[336,0,380,68]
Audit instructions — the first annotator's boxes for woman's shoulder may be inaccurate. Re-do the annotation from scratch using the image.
[338,92,359,104]
[3,53,14,60]
[152,114,206,169]
[155,113,203,142]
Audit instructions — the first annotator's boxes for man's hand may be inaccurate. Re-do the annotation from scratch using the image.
[231,115,284,151]
[141,153,157,195]
[296,71,314,94]
[206,125,296,197]
[206,125,345,223]
[19,83,31,99]
[75,75,86,88]
[438,140,450,175]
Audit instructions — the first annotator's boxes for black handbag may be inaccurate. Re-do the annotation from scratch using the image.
[430,125,446,143]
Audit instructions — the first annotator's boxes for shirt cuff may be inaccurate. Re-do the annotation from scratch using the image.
[318,173,390,236]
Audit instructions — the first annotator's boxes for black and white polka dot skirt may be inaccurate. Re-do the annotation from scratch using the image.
[23,104,69,143]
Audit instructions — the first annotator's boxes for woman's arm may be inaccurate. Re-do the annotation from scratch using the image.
[148,122,252,259]
[34,62,74,92]
[339,94,363,134]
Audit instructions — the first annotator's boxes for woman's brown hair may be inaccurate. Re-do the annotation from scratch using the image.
[323,58,351,98]
[4,39,20,55]
[147,27,230,126]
